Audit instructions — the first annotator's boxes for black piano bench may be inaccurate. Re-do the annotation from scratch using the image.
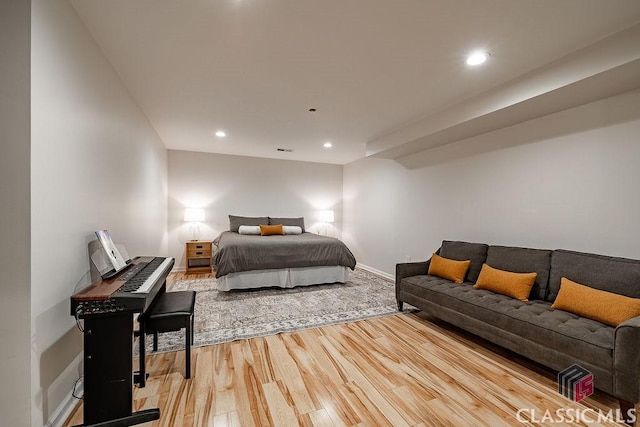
[138,290,196,386]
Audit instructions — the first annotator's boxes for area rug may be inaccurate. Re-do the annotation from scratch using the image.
[145,268,414,353]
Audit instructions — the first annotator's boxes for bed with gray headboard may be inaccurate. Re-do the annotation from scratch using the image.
[213,215,356,291]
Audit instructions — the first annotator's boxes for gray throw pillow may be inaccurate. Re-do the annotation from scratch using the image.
[228,215,269,232]
[269,217,305,232]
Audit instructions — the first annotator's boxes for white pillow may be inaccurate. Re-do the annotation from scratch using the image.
[238,225,261,235]
[283,225,303,235]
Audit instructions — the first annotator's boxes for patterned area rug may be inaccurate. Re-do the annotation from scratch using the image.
[144,268,413,353]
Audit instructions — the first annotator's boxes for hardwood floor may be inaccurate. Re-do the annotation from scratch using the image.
[65,273,625,426]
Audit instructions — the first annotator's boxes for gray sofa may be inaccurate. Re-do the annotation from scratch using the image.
[396,240,640,416]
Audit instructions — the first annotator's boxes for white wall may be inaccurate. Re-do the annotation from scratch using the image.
[168,150,343,268]
[0,1,32,425]
[31,1,168,425]
[344,90,640,276]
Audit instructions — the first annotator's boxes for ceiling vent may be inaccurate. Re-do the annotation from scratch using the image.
[277,148,294,152]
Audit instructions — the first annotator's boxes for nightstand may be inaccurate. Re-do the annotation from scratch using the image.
[185,240,213,274]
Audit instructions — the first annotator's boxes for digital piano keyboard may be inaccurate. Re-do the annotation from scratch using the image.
[69,255,174,426]
[71,256,174,317]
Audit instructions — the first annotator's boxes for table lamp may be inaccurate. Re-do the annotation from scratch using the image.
[184,208,205,241]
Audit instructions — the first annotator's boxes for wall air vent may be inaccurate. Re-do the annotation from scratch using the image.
[277,148,294,152]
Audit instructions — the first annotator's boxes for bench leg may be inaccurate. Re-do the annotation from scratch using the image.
[139,323,146,388]
[185,321,191,379]
[191,314,195,345]
[153,332,158,352]
[397,301,404,311]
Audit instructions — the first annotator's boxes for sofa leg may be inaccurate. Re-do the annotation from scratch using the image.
[619,399,637,426]
[397,301,404,312]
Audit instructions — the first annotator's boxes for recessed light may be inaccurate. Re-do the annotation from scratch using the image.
[466,51,488,66]
[323,142,333,148]
[215,130,226,138]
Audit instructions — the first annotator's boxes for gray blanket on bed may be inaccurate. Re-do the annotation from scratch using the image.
[213,231,356,278]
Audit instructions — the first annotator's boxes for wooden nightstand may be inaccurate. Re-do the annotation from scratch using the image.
[185,240,213,274]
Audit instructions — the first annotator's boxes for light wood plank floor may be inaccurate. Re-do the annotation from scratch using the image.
[65,273,625,426]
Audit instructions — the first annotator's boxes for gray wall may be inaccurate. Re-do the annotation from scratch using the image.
[168,150,343,268]
[30,1,168,425]
[0,1,32,425]
[344,90,640,275]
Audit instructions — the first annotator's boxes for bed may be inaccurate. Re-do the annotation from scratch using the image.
[213,215,356,291]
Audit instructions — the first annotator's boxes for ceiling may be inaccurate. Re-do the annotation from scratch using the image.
[69,0,640,165]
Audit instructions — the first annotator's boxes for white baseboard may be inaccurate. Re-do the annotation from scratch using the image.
[356,263,394,282]
[47,380,83,427]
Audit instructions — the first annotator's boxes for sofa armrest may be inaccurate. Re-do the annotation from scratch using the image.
[396,261,430,284]
[395,260,431,301]
[614,315,640,402]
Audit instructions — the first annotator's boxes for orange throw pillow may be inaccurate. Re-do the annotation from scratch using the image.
[552,277,640,327]
[473,264,537,302]
[428,253,470,284]
[259,224,284,236]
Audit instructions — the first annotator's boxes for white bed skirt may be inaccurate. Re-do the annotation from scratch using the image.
[216,266,350,291]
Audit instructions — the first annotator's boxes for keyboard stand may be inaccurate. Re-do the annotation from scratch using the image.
[74,307,160,426]
[71,255,173,426]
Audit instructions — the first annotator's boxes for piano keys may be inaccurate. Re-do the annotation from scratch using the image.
[71,256,174,317]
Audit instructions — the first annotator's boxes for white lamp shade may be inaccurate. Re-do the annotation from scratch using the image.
[318,210,335,223]
[184,208,205,222]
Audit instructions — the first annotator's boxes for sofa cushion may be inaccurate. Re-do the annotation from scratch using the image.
[474,264,537,302]
[402,275,614,369]
[548,249,640,302]
[486,245,551,300]
[439,241,488,283]
[428,253,470,284]
[553,277,640,327]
